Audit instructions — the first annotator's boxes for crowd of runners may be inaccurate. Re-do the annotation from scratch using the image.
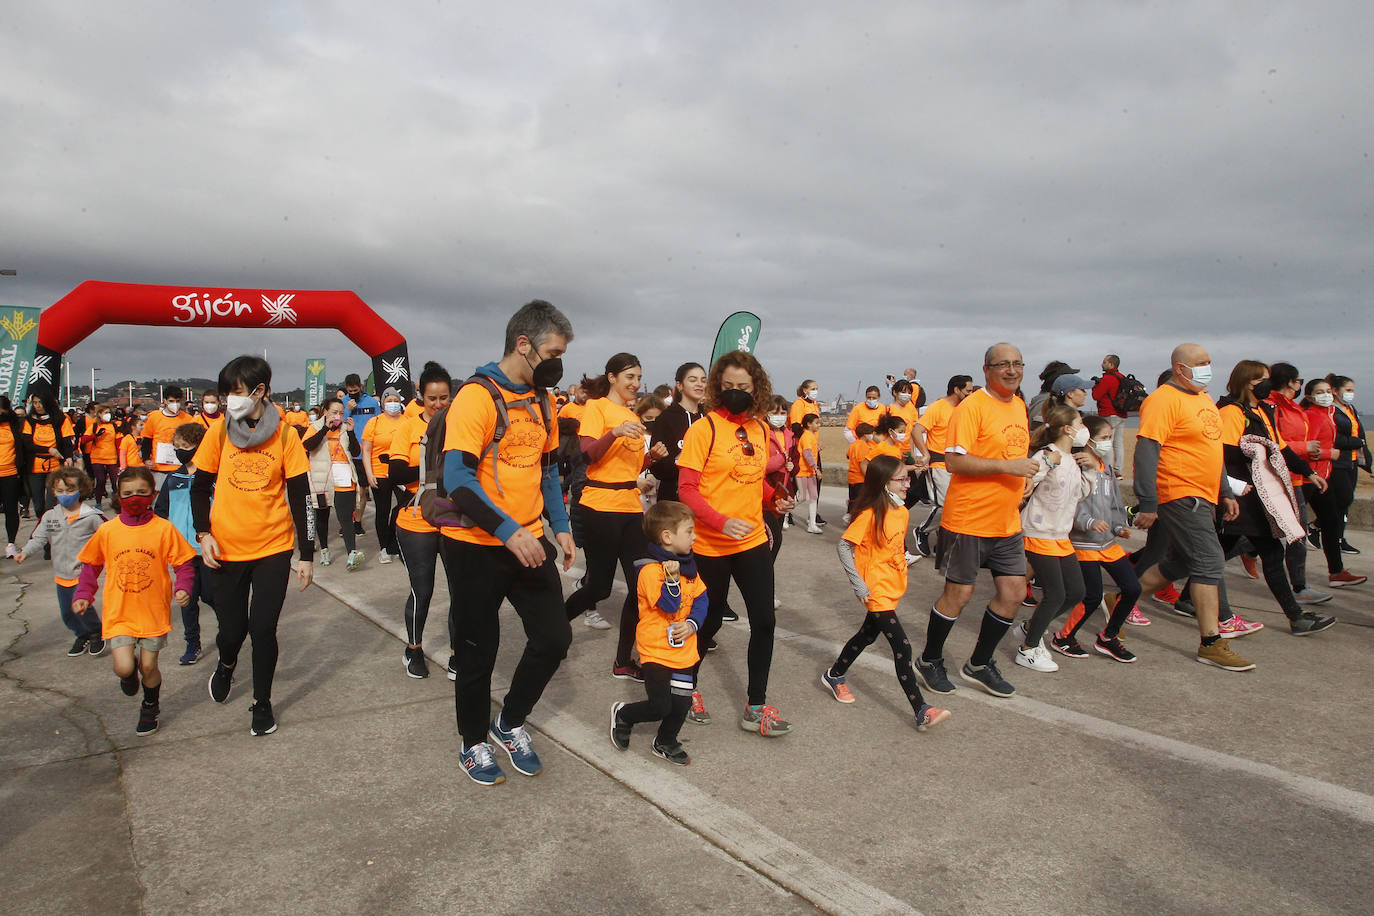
[3,300,1369,784]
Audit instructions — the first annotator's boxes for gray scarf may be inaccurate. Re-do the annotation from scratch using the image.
[226,402,281,449]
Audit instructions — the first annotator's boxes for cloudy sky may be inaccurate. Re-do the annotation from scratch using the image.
[3,2,1371,404]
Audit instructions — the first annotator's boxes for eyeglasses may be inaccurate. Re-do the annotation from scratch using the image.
[986,361,1025,371]
[734,426,755,457]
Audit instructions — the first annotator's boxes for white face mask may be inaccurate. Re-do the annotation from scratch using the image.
[1341,391,1356,404]
[202,401,219,414]
[896,392,911,404]
[163,402,181,416]
[767,414,786,428]
[886,487,904,506]
[1071,425,1090,448]
[1090,439,1113,458]
[806,389,819,400]
[384,401,404,416]
[893,430,908,442]
[100,412,111,423]
[865,398,880,409]
[1314,392,1335,408]
[1186,363,1213,388]
[225,394,256,420]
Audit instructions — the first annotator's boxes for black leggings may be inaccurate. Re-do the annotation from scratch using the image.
[0,474,21,544]
[1305,481,1347,576]
[396,526,452,649]
[28,472,54,520]
[695,543,775,707]
[211,550,293,702]
[1023,552,1086,646]
[829,610,927,714]
[1066,555,1141,640]
[563,506,647,667]
[371,479,397,555]
[92,463,117,502]
[765,512,783,563]
[1219,531,1302,622]
[314,492,357,553]
[618,662,691,745]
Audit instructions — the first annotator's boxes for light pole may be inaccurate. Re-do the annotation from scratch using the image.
[91,367,101,404]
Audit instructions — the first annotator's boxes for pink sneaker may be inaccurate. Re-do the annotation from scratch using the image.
[1218,614,1264,638]
[1124,605,1152,627]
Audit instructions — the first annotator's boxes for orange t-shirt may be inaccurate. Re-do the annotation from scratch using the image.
[558,401,584,424]
[120,435,144,469]
[324,429,358,493]
[1137,384,1224,505]
[789,397,819,428]
[391,414,437,535]
[578,398,646,514]
[1076,542,1127,563]
[796,429,820,478]
[441,380,557,547]
[0,424,17,477]
[843,505,910,612]
[635,561,706,669]
[87,422,119,465]
[869,440,902,464]
[192,418,310,561]
[940,389,1030,538]
[1219,403,1285,449]
[846,403,886,435]
[26,417,74,474]
[677,414,769,557]
[362,412,407,481]
[284,409,310,430]
[846,439,874,484]
[403,400,424,419]
[886,400,920,434]
[1025,536,1074,557]
[142,409,194,471]
[917,397,956,468]
[78,516,197,639]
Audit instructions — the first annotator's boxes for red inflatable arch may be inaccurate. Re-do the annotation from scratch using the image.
[33,280,414,400]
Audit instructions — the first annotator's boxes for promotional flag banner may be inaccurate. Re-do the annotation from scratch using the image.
[710,311,762,368]
[0,306,42,403]
[306,358,327,408]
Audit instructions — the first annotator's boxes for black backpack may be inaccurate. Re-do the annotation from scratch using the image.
[416,377,553,529]
[1111,373,1148,415]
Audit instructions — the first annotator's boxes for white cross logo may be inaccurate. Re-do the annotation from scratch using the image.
[29,355,53,384]
[381,357,408,384]
[261,294,298,326]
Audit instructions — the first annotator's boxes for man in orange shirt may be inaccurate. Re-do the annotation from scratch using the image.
[916,345,1038,699]
[1132,343,1252,671]
[441,300,577,786]
[912,375,975,556]
[845,386,886,443]
[141,385,189,489]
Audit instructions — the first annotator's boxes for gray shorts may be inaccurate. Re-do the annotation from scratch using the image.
[937,528,1027,585]
[1155,497,1226,586]
[107,634,169,652]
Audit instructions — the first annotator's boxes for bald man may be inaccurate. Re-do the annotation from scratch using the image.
[1131,344,1253,671]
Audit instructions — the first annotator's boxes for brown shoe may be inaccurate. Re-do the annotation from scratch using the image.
[1328,570,1367,588]
[1197,640,1256,672]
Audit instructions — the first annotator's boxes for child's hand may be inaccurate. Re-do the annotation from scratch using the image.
[662,560,680,580]
[72,599,90,615]
[1092,520,1110,533]
[1117,527,1132,540]
[173,590,191,607]
[668,620,692,642]
[12,552,23,564]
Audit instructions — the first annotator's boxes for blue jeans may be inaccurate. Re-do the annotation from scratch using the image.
[56,582,100,637]
[180,556,214,646]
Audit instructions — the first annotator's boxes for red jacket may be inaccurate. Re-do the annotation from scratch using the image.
[1266,393,1311,483]
[1092,371,1124,418]
[1303,404,1335,479]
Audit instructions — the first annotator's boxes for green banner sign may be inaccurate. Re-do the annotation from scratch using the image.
[0,306,41,404]
[710,311,762,368]
[305,358,327,408]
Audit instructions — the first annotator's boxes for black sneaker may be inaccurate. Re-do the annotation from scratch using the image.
[404,647,429,679]
[1093,634,1138,663]
[87,636,106,656]
[960,659,1015,697]
[1340,539,1361,556]
[1050,635,1089,659]
[120,672,140,696]
[915,530,932,558]
[702,636,717,653]
[915,656,956,694]
[208,662,234,704]
[610,701,631,750]
[652,740,691,766]
[721,606,739,622]
[815,515,827,526]
[1172,597,1197,618]
[354,521,366,536]
[1290,612,1337,637]
[1305,529,1322,550]
[249,701,277,736]
[135,702,159,736]
[67,635,90,657]
[447,654,458,681]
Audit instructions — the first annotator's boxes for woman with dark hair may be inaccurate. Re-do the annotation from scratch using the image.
[649,362,707,503]
[1263,362,1332,604]
[0,395,23,555]
[22,384,75,522]
[192,355,315,736]
[1214,360,1336,636]
[564,353,669,679]
[677,351,795,736]
[1302,378,1366,587]
[1326,374,1370,561]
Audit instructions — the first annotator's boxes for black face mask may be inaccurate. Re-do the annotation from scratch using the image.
[1253,380,1273,401]
[175,447,197,465]
[529,354,564,389]
[718,388,753,415]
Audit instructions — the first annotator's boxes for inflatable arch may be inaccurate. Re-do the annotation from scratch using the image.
[33,281,414,401]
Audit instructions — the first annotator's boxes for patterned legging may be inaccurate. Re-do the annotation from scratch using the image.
[828,610,926,714]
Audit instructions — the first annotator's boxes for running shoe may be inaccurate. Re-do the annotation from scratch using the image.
[905,552,922,566]
[915,656,956,694]
[1293,587,1333,605]
[721,606,739,621]
[583,610,613,630]
[1217,614,1264,638]
[249,701,277,736]
[489,713,542,776]
[178,643,202,665]
[610,701,631,750]
[208,662,234,703]
[1240,554,1260,579]
[1152,584,1182,606]
[1196,640,1255,672]
[1305,528,1321,550]
[914,530,932,558]
[1094,634,1138,663]
[378,551,393,565]
[1171,596,1197,618]
[915,704,950,733]
[404,647,429,679]
[354,520,366,535]
[739,704,793,737]
[611,661,644,682]
[1124,605,1153,627]
[345,550,365,571]
[1050,635,1090,659]
[1290,612,1336,636]
[781,514,791,530]
[120,672,140,696]
[67,635,89,657]
[652,740,691,765]
[1340,538,1361,555]
[3,542,13,558]
[687,690,711,725]
[1014,642,1059,673]
[1012,620,1028,644]
[816,515,828,526]
[446,654,458,681]
[805,523,824,534]
[1329,570,1367,588]
[960,659,1015,697]
[459,742,506,785]
[319,548,332,567]
[86,636,106,656]
[1022,585,1037,607]
[820,669,855,704]
[135,701,159,737]
[842,513,852,525]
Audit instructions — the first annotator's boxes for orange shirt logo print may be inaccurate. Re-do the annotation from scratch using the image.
[114,549,155,594]
[497,415,544,470]
[1199,405,1222,440]
[726,431,764,485]
[229,450,276,491]
[1002,423,1029,459]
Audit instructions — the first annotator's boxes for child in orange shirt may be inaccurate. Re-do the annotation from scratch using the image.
[821,455,950,732]
[610,501,709,766]
[72,467,198,736]
[796,413,822,534]
[845,422,878,517]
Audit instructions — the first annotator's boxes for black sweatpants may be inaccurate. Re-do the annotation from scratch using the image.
[371,478,397,555]
[1305,481,1347,576]
[618,662,692,745]
[694,543,775,707]
[442,537,571,748]
[315,492,357,553]
[0,474,21,544]
[1023,551,1086,646]
[1066,555,1141,640]
[396,526,452,649]
[179,555,215,647]
[92,463,118,502]
[829,610,926,715]
[563,507,647,667]
[1219,531,1302,622]
[211,550,293,702]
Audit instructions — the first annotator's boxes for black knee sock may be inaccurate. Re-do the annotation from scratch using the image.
[142,682,160,706]
[922,606,957,662]
[969,607,1012,667]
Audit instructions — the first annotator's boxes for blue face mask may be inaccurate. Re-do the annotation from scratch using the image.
[56,492,81,509]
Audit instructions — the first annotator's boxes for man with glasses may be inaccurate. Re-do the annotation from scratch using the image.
[916,343,1039,698]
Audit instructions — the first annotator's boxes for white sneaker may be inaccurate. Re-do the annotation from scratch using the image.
[346,550,365,571]
[806,524,824,534]
[378,551,393,565]
[4,543,13,558]
[583,611,613,630]
[842,513,852,525]
[1015,642,1060,672]
[319,548,332,567]
[781,517,791,530]
[905,552,922,566]
[773,598,781,609]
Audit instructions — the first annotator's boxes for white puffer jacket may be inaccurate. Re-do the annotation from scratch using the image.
[1021,443,1091,542]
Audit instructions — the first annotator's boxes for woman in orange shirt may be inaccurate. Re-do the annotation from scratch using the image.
[80,404,120,505]
[677,351,796,736]
[361,387,409,564]
[0,396,23,553]
[22,385,75,520]
[563,353,669,679]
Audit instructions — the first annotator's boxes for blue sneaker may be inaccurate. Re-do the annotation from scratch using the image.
[459,742,506,786]
[915,656,955,695]
[489,714,543,776]
[960,658,1015,698]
